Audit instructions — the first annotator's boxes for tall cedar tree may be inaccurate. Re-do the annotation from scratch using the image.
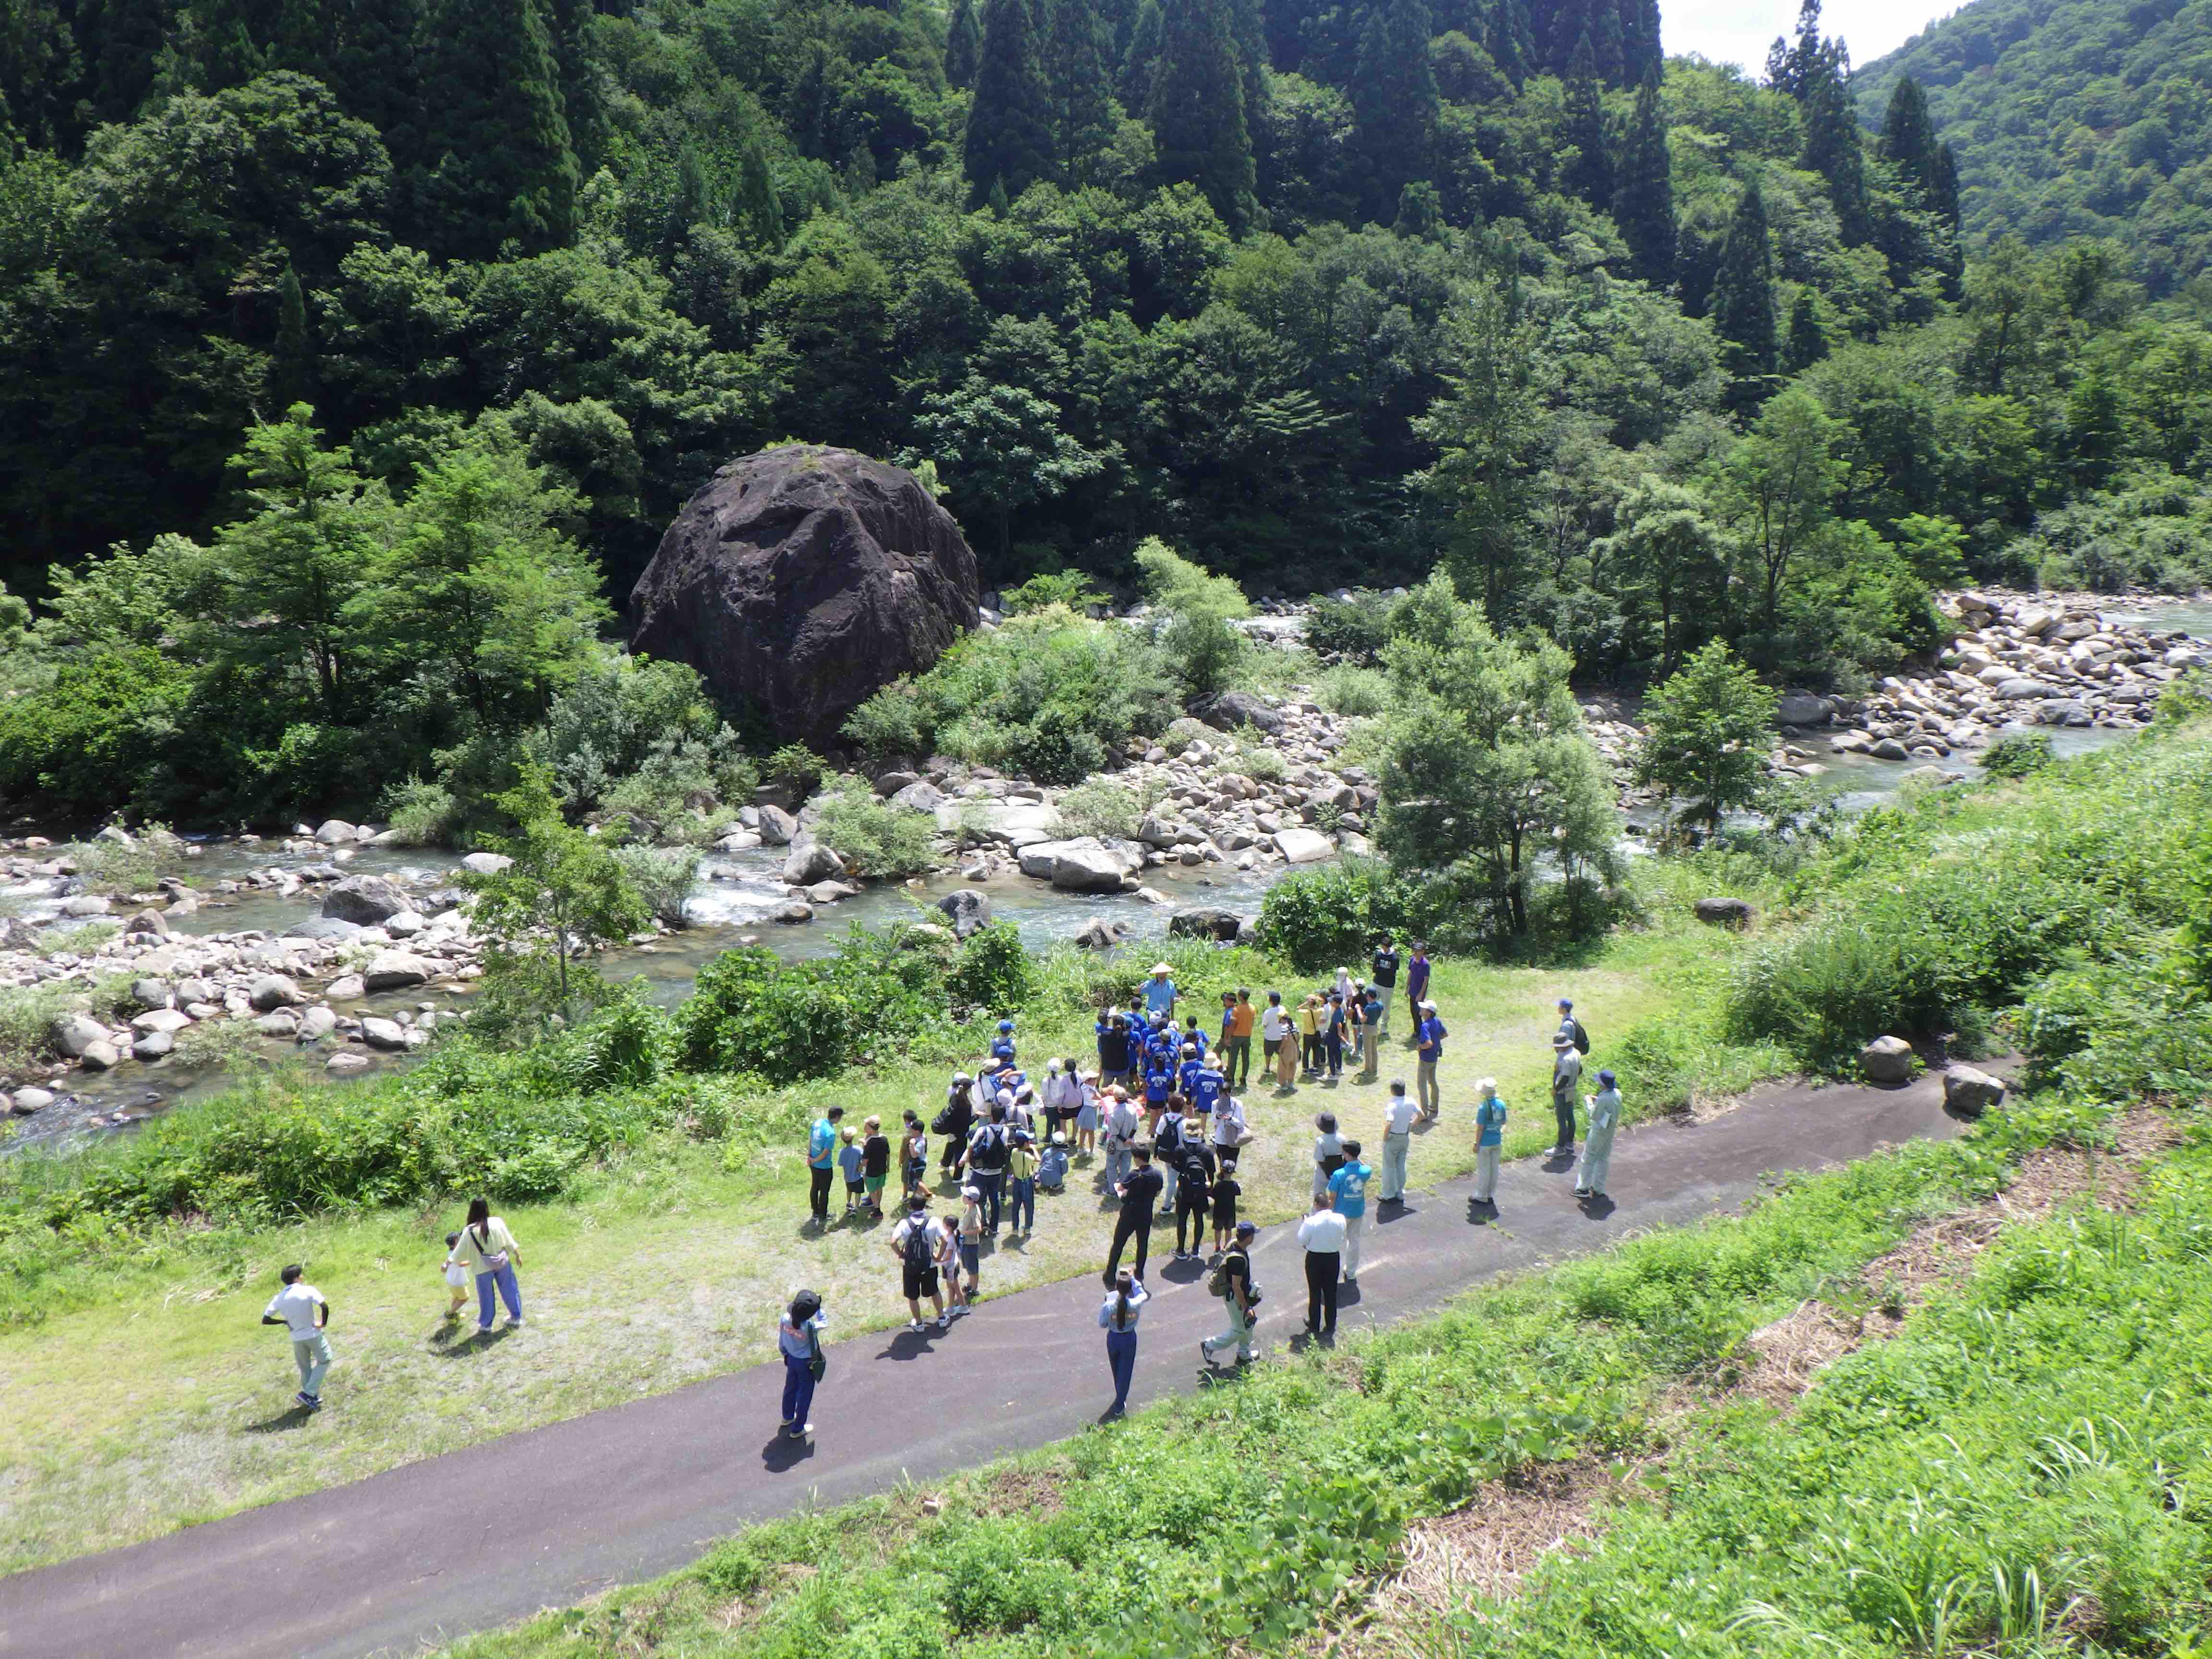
[1046,0,1118,186]
[1763,0,1819,97]
[545,0,608,174]
[415,0,579,259]
[1228,0,1269,129]
[1561,28,1611,209]
[965,0,1055,205]
[1928,138,1961,232]
[1488,0,1535,88]
[1799,41,1867,244]
[1879,73,1936,193]
[86,0,178,127]
[1147,0,1257,233]
[1590,0,1623,83]
[1625,0,1660,83]
[1612,62,1673,284]
[271,255,316,409]
[327,0,423,168]
[1781,287,1827,373]
[1350,0,1440,224]
[1119,0,1163,108]
[1713,177,1778,413]
[946,0,983,87]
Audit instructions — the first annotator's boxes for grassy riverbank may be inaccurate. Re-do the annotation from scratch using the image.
[0,894,1773,1571]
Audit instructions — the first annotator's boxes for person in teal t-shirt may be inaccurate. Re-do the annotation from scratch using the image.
[1472,1082,1506,1208]
[1328,1140,1374,1283]
[806,1106,843,1227]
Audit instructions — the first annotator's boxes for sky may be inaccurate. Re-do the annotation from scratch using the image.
[1664,0,1957,75]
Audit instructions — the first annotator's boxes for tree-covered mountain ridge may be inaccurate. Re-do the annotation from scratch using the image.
[1858,0,2212,294]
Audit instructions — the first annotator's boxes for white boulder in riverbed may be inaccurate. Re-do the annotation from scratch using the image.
[1274,826,1336,864]
[363,950,433,991]
[361,1017,409,1051]
[249,974,305,1011]
[50,1012,108,1058]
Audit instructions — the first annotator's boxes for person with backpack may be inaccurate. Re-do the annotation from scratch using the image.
[1414,1001,1448,1120]
[1328,1139,1374,1283]
[1310,1110,1344,1199]
[900,1111,930,1204]
[1298,994,1324,1078]
[1473,1078,1507,1208]
[938,1211,970,1317]
[1210,1089,1249,1165]
[959,1102,1011,1235]
[1096,1013,1133,1089]
[778,1290,829,1440]
[1296,1193,1347,1342]
[1008,1130,1039,1234]
[1152,1095,1187,1218]
[1104,1144,1162,1286]
[1173,1146,1212,1261]
[1555,998,1589,1054]
[451,1197,522,1332]
[888,1196,949,1331]
[1577,1069,1622,1200]
[805,1106,844,1226]
[991,1018,1018,1067]
[1189,1051,1226,1124]
[1098,1266,1151,1418]
[1550,1033,1584,1156]
[935,1078,974,1181]
[1039,1131,1070,1192]
[1201,1220,1259,1367]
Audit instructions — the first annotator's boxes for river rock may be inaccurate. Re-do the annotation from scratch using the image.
[782,843,845,885]
[361,1017,408,1050]
[1995,678,2051,700]
[419,888,468,915]
[936,888,991,938]
[1274,826,1335,865]
[1073,917,1128,950]
[363,950,433,991]
[313,819,358,845]
[298,1006,339,1042]
[130,977,174,1011]
[805,879,860,903]
[1190,689,1285,735]
[873,770,922,797]
[256,1010,301,1037]
[890,780,945,813]
[285,916,362,941]
[1871,738,1911,760]
[757,805,799,845]
[60,895,111,917]
[11,1087,54,1114]
[771,901,815,925]
[79,1039,120,1071]
[131,1008,191,1035]
[1859,1034,1917,1084]
[2036,699,2092,726]
[1051,845,1131,892]
[629,444,980,750]
[458,852,512,876]
[124,907,170,936]
[50,1012,108,1058]
[1693,896,1756,928]
[385,910,428,938]
[1168,906,1244,942]
[249,974,306,1011]
[323,874,411,925]
[326,1050,371,1074]
[136,1029,180,1060]
[1775,693,1833,726]
[325,974,367,1001]
[1942,1064,2006,1117]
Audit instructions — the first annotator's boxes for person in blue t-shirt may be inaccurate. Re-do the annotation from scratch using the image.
[1142,1052,1174,1110]
[1190,1055,1226,1120]
[806,1105,844,1227]
[1178,1044,1204,1098]
[1414,1001,1448,1119]
[1327,1139,1373,1282]
[990,1018,1017,1067]
[1142,963,1178,1021]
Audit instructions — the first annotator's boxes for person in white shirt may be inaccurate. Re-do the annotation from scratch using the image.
[1211,1092,1248,1158]
[1378,1081,1419,1205]
[1551,1035,1584,1155]
[261,1264,332,1411]
[1295,1193,1347,1340]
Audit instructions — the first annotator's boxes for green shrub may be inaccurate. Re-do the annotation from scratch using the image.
[1314,663,1389,717]
[1256,858,1414,971]
[609,844,699,927]
[1002,571,1105,614]
[1055,778,1140,840]
[766,744,828,799]
[812,781,939,879]
[946,922,1037,1015]
[382,777,461,845]
[545,656,755,828]
[1304,589,1403,663]
[1980,730,2055,778]
[674,929,952,1083]
[1228,735,1288,781]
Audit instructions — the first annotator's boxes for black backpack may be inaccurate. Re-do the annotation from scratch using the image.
[970,1124,1008,1171]
[1156,1113,1183,1156]
[1570,1019,1590,1055]
[902,1218,935,1269]
[1181,1154,1210,1203]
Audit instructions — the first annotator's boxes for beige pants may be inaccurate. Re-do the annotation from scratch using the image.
[1475,1144,1500,1202]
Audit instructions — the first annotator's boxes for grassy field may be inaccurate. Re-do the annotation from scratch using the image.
[419,1090,2210,1659]
[0,888,1778,1572]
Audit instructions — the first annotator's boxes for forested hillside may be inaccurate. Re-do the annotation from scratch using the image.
[0,0,2208,826]
[1860,0,2212,295]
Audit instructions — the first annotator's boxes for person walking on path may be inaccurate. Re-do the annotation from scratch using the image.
[1329,1139,1373,1283]
[1297,1194,1347,1341]
[1223,990,1255,1091]
[1414,1001,1448,1119]
[1576,1070,1623,1199]
[1378,1082,1418,1205]
[1105,1144,1162,1286]
[1473,1079,1507,1207]
[262,1264,332,1412]
[777,1291,827,1441]
[1143,962,1178,1023]
[1173,1145,1212,1261]
[1311,1110,1344,1199]
[806,1105,844,1226]
[888,1196,948,1330]
[1261,992,1293,1090]
[1201,1220,1259,1367]
[1007,1130,1038,1234]
[1551,1034,1584,1155]
[1098,1267,1150,1418]
[452,1198,522,1331]
[1404,942,1431,1029]
[1369,939,1399,1038]
[1210,1156,1242,1254]
[956,1185,984,1301]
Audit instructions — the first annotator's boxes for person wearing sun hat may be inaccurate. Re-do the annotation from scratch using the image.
[990,1017,1017,1067]
[1142,962,1178,1022]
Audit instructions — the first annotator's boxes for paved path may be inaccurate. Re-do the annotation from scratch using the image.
[0,1072,1974,1659]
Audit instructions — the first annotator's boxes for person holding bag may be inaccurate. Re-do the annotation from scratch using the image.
[778,1290,829,1440]
[452,1197,523,1333]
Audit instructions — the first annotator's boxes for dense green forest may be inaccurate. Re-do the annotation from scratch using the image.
[0,0,2208,825]
[1860,0,2212,295]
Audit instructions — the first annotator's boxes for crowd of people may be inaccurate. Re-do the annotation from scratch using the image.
[255,940,1634,1439]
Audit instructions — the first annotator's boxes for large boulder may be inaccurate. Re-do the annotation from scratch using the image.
[1859,1034,1917,1085]
[1190,690,1286,736]
[937,888,992,938]
[1775,693,1833,727]
[629,445,980,750]
[50,1012,109,1058]
[1073,917,1128,951]
[323,874,411,926]
[363,950,433,992]
[1050,845,1131,892]
[782,843,845,886]
[1942,1064,2007,1118]
[1168,907,1244,942]
[1693,896,1756,929]
[1274,826,1335,865]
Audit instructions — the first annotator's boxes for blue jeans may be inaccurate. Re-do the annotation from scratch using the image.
[292,1333,332,1399]
[1106,1327,1138,1412]
[971,1169,1003,1231]
[475,1262,521,1330]
[781,1352,816,1431]
[1009,1176,1035,1231]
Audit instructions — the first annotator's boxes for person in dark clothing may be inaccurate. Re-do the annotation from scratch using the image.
[860,1117,891,1218]
[959,1101,1011,1235]
[1174,1148,1212,1260]
[1297,1192,1347,1340]
[1210,1156,1242,1254]
[1369,939,1400,1040]
[1096,1015,1133,1086]
[1323,994,1347,1078]
[1105,1145,1163,1286]
[936,1076,974,1179]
